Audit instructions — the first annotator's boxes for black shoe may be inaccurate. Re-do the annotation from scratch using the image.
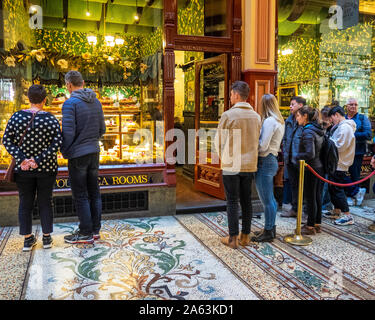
[42,235,53,249]
[23,235,37,252]
[64,230,94,244]
[251,229,274,243]
[254,226,276,238]
[253,229,264,237]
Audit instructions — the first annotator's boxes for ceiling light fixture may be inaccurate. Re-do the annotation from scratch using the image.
[105,35,115,47]
[86,0,90,17]
[87,35,97,45]
[115,37,125,45]
[134,0,140,22]
[30,6,38,14]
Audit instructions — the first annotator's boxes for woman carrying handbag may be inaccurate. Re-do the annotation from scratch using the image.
[2,85,62,252]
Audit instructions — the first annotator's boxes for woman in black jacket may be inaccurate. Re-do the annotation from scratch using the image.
[295,106,324,235]
[2,85,62,251]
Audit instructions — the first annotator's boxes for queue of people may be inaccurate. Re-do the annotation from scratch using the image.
[216,81,373,249]
[2,77,374,252]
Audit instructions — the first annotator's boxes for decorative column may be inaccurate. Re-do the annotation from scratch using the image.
[231,0,242,83]
[163,1,177,187]
[242,0,277,112]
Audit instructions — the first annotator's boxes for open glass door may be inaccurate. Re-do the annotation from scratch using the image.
[194,54,228,200]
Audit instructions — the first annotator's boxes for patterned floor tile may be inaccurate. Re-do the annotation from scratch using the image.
[0,226,38,300]
[250,211,375,297]
[1,210,375,300]
[24,217,258,300]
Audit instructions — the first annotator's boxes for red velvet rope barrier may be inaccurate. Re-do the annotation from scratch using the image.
[305,164,375,187]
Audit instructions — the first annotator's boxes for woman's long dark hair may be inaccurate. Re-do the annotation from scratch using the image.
[297,105,321,124]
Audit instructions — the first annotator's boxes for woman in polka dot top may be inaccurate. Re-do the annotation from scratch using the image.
[2,85,63,251]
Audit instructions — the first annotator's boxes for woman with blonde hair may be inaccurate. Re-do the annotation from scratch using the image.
[252,94,285,242]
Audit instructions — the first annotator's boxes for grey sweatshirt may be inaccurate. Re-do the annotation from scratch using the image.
[330,119,356,172]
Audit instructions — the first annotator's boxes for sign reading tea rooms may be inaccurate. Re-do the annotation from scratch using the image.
[55,174,150,189]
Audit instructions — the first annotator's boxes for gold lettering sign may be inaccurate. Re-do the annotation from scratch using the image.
[54,175,149,189]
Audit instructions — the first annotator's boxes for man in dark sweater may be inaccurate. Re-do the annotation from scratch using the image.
[281,96,306,218]
[61,71,106,244]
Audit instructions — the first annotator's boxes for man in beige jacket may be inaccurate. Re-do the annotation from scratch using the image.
[214,81,261,249]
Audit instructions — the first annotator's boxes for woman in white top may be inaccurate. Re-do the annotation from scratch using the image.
[252,94,285,243]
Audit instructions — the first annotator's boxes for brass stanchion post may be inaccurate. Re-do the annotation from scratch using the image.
[284,160,313,246]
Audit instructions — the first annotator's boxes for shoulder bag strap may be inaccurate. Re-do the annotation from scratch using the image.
[18,111,39,147]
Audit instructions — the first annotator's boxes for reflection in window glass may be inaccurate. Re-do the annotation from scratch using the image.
[178,0,227,37]
[278,0,375,119]
[0,0,164,168]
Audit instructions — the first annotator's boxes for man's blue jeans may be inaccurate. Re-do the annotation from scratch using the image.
[344,154,364,197]
[255,154,279,230]
[68,153,102,236]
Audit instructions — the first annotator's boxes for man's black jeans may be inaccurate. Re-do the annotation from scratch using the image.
[68,153,102,236]
[222,172,254,237]
[15,173,56,236]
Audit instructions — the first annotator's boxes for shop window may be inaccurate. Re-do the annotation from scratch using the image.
[278,0,375,120]
[0,0,164,169]
[177,0,228,37]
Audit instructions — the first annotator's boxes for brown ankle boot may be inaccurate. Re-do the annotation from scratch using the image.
[239,232,251,246]
[220,235,239,249]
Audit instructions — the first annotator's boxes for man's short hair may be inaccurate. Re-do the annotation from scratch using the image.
[291,96,306,106]
[65,70,84,87]
[231,81,250,100]
[328,106,345,117]
[27,85,47,104]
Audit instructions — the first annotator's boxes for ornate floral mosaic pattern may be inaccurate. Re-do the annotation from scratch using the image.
[1,209,375,300]
[23,217,257,300]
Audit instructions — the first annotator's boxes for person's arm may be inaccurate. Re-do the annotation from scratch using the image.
[34,116,63,166]
[214,114,228,158]
[259,118,276,154]
[330,126,352,151]
[2,114,28,165]
[355,115,372,141]
[99,106,106,137]
[61,101,76,156]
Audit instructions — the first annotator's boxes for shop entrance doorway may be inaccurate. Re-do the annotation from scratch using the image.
[194,54,228,200]
[174,51,229,212]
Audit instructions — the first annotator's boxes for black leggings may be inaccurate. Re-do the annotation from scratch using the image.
[15,173,56,235]
[304,168,324,227]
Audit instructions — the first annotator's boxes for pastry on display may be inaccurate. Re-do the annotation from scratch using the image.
[105,117,119,132]
[51,97,65,105]
[99,97,114,105]
[119,98,135,105]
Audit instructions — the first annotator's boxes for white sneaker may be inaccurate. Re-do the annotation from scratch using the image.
[334,214,354,226]
[347,197,354,206]
[354,188,366,206]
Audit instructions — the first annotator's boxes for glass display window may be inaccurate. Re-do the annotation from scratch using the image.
[0,0,164,169]
[178,0,228,37]
[277,0,375,122]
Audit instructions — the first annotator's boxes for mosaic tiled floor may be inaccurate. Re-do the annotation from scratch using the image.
[1,207,375,300]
